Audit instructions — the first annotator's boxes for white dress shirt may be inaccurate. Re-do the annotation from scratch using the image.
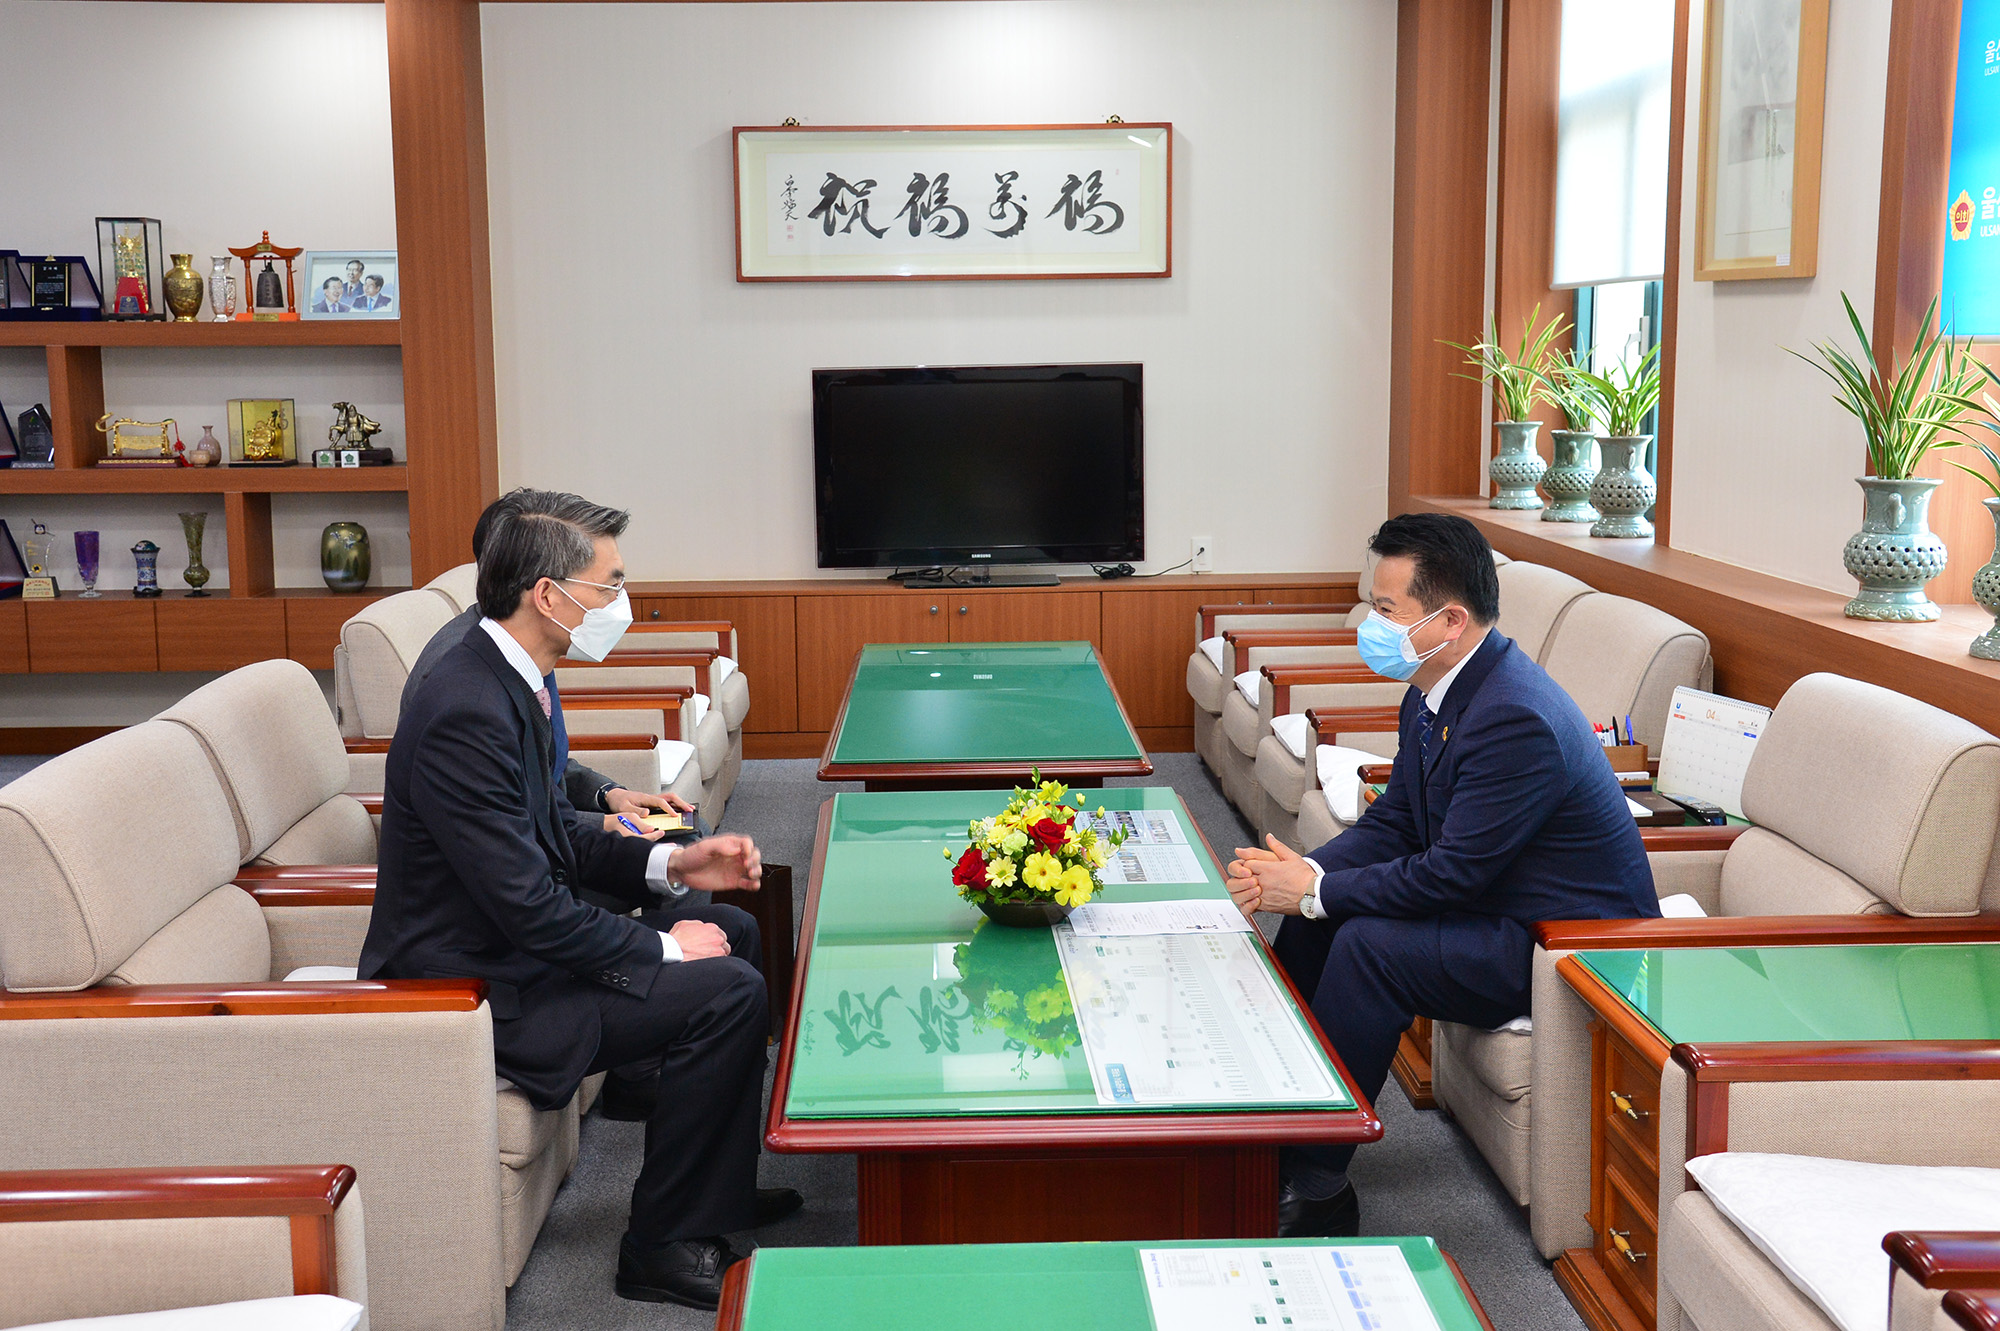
[1305,633,1485,911]
[479,619,685,962]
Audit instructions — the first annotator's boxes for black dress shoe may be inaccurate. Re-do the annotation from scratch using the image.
[1278,1180,1359,1238]
[615,1234,743,1310]
[754,1186,804,1227]
[597,1073,659,1122]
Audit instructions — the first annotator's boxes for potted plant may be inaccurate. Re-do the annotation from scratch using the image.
[1572,344,1664,539]
[946,774,1127,927]
[1537,347,1602,523]
[1942,362,2000,656]
[1792,294,1982,622]
[1447,305,1568,510]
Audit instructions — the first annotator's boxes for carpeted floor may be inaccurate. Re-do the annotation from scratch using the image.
[503,754,1585,1331]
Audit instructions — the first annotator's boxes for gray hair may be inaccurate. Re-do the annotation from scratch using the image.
[475,488,629,620]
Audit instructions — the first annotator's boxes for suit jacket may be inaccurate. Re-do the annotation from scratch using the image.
[1311,631,1658,925]
[311,297,349,314]
[403,607,616,811]
[351,294,392,311]
[359,626,662,1108]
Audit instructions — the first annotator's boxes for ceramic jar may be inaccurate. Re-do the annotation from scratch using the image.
[187,426,223,467]
[321,521,371,592]
[1589,436,1656,538]
[1541,430,1600,523]
[164,254,203,322]
[131,539,162,598]
[1843,476,1948,622]
[1488,421,1547,510]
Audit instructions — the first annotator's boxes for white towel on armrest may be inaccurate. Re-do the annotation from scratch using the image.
[1197,636,1225,673]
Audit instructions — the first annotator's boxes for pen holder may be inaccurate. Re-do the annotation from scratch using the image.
[1604,743,1649,773]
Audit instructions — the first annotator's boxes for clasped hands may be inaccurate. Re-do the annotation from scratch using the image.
[1226,834,1319,918]
[664,837,765,962]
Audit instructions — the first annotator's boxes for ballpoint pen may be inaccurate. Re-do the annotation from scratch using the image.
[617,814,649,836]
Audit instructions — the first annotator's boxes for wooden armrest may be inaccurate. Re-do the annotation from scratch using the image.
[1947,1292,2000,1331]
[1886,1233,2000,1290]
[1359,762,1394,782]
[343,738,392,755]
[1198,601,1357,640]
[1674,1039,2000,1081]
[356,794,383,815]
[562,687,693,738]
[232,864,377,880]
[1223,629,1361,648]
[0,1164,355,1224]
[564,648,717,694]
[1306,705,1405,740]
[1262,663,1390,717]
[1639,824,1751,852]
[1534,913,2000,951]
[243,882,377,907]
[0,979,486,1020]
[560,732,662,751]
[628,618,733,636]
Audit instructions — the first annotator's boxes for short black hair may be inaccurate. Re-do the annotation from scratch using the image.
[1367,513,1500,624]
[475,489,630,620]
[322,277,343,292]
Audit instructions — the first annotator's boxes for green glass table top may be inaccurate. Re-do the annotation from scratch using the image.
[737,1239,1487,1331]
[1576,943,2000,1045]
[786,789,1353,1119]
[828,642,1144,765]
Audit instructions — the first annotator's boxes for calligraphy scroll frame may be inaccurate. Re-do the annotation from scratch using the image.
[733,123,1173,282]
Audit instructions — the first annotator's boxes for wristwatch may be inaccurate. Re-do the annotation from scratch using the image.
[1298,883,1324,920]
[593,781,618,813]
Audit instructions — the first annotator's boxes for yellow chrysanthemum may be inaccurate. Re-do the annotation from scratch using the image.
[1022,852,1063,892]
[985,856,1018,888]
[1054,864,1096,907]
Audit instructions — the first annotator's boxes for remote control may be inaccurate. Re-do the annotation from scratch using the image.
[1660,793,1728,826]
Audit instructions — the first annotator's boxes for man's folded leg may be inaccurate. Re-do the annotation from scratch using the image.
[601,899,766,1121]
[1273,911,1532,1237]
[589,953,769,1309]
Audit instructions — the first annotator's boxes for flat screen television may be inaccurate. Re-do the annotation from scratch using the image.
[812,362,1143,573]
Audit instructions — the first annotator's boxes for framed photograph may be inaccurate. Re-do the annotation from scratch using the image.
[300,250,398,319]
[734,123,1172,281]
[1694,0,1829,280]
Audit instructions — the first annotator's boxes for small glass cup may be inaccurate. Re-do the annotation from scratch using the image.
[73,530,101,598]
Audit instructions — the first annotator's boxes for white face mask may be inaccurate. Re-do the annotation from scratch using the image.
[547,579,632,662]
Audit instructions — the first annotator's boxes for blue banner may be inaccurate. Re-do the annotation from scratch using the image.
[1943,0,2000,336]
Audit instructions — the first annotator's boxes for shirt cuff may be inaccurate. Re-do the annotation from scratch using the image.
[1310,866,1326,913]
[644,841,688,899]
[657,929,682,963]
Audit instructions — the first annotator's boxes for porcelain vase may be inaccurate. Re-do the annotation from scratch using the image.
[1589,436,1655,538]
[321,521,372,592]
[1488,421,1546,510]
[1541,431,1600,523]
[975,898,1073,928]
[188,426,222,468]
[1972,498,2000,659]
[1843,477,1948,622]
[208,257,232,322]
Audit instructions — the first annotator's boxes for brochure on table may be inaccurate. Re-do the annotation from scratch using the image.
[1140,1244,1445,1331]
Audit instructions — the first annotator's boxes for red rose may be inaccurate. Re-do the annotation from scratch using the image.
[1028,818,1068,852]
[951,844,989,889]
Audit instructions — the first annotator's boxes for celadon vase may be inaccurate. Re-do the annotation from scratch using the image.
[1541,430,1600,523]
[1971,497,2000,659]
[1842,476,1948,622]
[1488,421,1546,510]
[1589,436,1655,538]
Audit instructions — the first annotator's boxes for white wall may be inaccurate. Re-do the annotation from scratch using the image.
[481,0,1398,579]
[1665,0,1891,592]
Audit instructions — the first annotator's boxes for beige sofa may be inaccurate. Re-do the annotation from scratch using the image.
[0,720,594,1331]
[1523,673,2000,1310]
[0,1164,368,1330]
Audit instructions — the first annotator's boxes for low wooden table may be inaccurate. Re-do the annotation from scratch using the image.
[719,1238,1497,1331]
[766,789,1381,1245]
[818,641,1152,790]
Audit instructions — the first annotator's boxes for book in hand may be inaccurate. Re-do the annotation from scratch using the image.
[641,811,690,834]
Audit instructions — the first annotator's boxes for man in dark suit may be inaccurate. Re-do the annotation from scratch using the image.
[360,493,797,1309]
[310,277,349,314]
[350,275,392,311]
[1228,513,1657,1238]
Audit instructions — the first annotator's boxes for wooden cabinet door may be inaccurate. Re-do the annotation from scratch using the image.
[27,596,157,672]
[0,601,26,674]
[157,598,288,673]
[946,592,1100,646]
[634,594,799,733]
[796,594,949,731]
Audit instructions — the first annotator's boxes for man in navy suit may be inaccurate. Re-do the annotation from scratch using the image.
[1228,513,1657,1237]
[309,277,349,314]
[350,274,392,311]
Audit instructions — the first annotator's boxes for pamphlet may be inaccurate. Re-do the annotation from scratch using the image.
[1083,809,1207,884]
[1066,898,1254,937]
[1138,1245,1443,1331]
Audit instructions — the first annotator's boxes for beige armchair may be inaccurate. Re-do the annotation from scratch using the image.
[0,1164,367,1330]
[1524,674,2000,1277]
[1186,600,1362,787]
[0,720,590,1330]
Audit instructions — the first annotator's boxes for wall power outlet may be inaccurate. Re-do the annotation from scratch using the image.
[1191,534,1213,572]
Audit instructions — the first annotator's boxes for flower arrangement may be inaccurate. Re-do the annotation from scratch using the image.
[952,921,1081,1075]
[946,773,1128,916]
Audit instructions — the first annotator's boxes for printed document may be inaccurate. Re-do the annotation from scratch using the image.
[1066,898,1255,937]
[1055,926,1339,1108]
[1082,809,1207,885]
[1139,1245,1443,1331]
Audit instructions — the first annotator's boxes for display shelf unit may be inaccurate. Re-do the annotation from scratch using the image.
[6,585,404,676]
[0,464,409,495]
[0,321,402,349]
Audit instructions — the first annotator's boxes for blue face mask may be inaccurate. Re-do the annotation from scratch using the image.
[1356,606,1451,681]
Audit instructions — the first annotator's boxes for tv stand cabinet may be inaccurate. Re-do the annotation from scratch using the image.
[897,572,1062,589]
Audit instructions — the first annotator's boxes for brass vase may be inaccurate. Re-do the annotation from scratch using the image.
[164,254,203,322]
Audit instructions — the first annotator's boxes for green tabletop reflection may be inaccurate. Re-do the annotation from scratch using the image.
[737,1238,1488,1331]
[828,642,1144,764]
[787,789,1352,1118]
[1577,943,2000,1045]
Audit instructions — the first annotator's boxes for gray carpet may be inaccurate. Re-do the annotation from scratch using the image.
[504,755,1584,1331]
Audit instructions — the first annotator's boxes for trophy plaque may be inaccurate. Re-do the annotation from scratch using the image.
[96,218,167,320]
[0,520,27,600]
[0,250,26,316]
[22,521,59,599]
[96,414,183,467]
[228,232,303,322]
[15,405,55,468]
[21,256,102,320]
[0,398,17,466]
[227,398,298,465]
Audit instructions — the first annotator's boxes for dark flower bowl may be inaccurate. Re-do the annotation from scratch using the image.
[975,898,1074,928]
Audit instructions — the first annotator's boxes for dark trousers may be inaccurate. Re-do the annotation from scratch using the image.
[604,899,762,1089]
[587,950,769,1243]
[1273,911,1534,1179]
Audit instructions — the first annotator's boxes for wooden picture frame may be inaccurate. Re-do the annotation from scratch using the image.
[734,123,1172,282]
[1694,0,1829,280]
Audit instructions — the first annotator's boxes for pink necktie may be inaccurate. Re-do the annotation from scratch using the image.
[534,687,552,719]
